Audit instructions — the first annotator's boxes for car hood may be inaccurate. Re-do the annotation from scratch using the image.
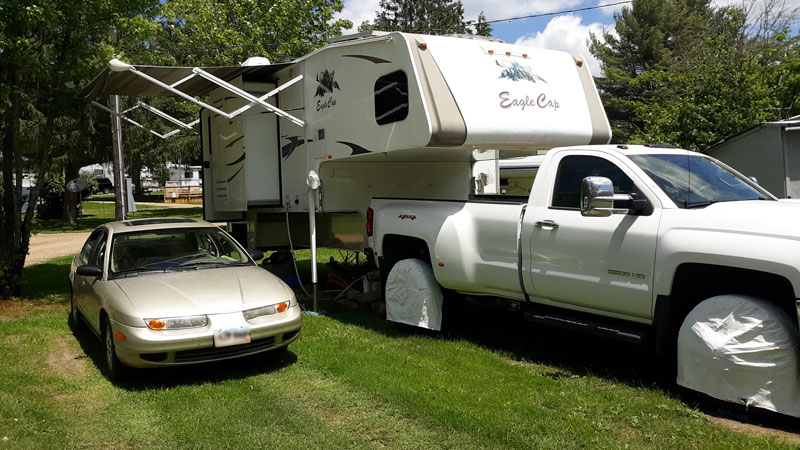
[114,265,290,318]
[666,199,800,240]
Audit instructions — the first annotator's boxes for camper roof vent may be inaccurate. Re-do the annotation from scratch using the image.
[241,56,271,66]
[329,31,390,43]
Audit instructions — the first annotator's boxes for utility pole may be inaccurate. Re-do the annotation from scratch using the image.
[109,95,126,220]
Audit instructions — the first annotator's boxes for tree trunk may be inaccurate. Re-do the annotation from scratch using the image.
[0,63,24,298]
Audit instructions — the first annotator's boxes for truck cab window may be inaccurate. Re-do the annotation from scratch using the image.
[551,155,635,209]
[374,70,409,125]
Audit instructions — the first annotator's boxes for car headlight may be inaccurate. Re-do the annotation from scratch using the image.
[144,315,208,330]
[243,301,290,322]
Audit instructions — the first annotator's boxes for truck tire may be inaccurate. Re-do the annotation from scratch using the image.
[677,295,800,418]
[385,258,444,331]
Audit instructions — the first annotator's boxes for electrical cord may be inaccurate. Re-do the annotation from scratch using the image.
[283,207,365,307]
[284,207,310,309]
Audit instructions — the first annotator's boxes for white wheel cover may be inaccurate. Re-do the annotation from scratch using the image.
[677,295,800,417]
[385,259,444,331]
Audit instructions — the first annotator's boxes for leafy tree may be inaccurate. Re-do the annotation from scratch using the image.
[471,12,493,37]
[0,0,159,297]
[589,0,719,143]
[590,0,798,149]
[361,0,468,34]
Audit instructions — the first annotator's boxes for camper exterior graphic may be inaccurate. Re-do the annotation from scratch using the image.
[86,32,800,418]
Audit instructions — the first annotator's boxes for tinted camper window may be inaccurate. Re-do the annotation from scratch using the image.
[374,71,409,125]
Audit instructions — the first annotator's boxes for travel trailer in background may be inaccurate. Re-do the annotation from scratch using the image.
[80,163,201,193]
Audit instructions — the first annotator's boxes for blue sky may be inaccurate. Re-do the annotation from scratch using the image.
[336,0,800,76]
[335,0,628,76]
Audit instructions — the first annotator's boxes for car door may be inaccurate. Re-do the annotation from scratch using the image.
[527,153,661,319]
[74,229,108,332]
[73,229,105,329]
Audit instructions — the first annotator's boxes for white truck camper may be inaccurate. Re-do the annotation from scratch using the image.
[84,31,800,418]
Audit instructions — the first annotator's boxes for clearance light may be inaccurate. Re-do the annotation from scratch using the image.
[505,51,511,56]
[438,262,444,267]
[418,43,427,50]
[523,54,528,58]
[488,50,494,55]
[576,60,584,67]
[113,331,127,341]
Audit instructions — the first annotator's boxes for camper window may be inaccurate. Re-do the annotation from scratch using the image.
[374,70,409,125]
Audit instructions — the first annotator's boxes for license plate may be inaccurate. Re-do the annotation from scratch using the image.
[213,326,251,347]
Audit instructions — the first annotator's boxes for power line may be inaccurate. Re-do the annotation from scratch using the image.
[122,2,633,53]
[475,1,633,26]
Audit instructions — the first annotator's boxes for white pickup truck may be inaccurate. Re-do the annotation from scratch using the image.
[369,144,800,417]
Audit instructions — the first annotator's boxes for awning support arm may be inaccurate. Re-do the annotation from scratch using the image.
[191,68,305,126]
[91,101,197,140]
[107,60,305,127]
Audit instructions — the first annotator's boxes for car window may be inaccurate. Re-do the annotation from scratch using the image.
[551,155,635,209]
[90,235,107,269]
[79,229,105,265]
[110,228,250,274]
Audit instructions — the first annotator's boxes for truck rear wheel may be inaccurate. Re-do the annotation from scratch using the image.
[384,258,444,331]
[677,295,800,418]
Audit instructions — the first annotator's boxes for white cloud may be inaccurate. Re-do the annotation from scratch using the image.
[335,0,381,34]
[597,0,626,16]
[515,15,616,76]
[461,0,585,20]
[335,0,590,34]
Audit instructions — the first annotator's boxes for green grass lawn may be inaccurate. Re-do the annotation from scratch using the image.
[32,201,203,234]
[1,254,797,449]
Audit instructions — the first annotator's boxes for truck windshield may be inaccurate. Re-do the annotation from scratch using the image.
[629,154,774,208]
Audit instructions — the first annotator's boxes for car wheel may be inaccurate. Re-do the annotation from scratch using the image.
[67,286,84,331]
[102,317,129,382]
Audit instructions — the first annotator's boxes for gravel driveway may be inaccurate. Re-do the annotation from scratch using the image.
[25,232,90,267]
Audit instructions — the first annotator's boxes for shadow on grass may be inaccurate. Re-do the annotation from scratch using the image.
[311,294,800,432]
[21,255,74,299]
[71,324,298,392]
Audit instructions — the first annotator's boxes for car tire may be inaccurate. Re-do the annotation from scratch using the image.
[102,316,130,382]
[68,286,84,331]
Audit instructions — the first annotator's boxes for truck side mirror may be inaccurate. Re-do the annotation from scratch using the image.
[581,176,634,217]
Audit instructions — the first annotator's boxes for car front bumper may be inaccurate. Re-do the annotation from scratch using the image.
[110,306,302,368]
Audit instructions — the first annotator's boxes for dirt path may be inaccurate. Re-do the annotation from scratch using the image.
[25,232,90,266]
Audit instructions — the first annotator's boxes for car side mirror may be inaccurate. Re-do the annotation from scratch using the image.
[581,176,634,217]
[249,249,265,262]
[76,265,103,278]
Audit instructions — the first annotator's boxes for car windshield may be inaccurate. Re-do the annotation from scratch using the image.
[629,154,774,208]
[110,227,250,275]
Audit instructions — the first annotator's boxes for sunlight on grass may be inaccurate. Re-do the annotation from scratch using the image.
[32,202,203,234]
[3,255,796,449]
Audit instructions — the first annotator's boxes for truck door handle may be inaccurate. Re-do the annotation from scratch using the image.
[535,220,559,229]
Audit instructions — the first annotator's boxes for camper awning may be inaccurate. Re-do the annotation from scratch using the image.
[82,63,292,99]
